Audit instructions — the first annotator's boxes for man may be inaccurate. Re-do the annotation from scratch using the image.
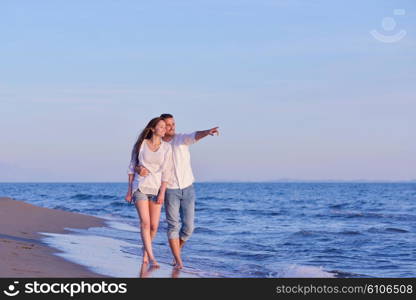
[136,113,219,269]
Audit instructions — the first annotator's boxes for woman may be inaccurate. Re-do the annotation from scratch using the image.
[125,117,173,267]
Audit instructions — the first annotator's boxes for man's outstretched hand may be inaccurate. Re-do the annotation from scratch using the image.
[208,127,220,136]
[195,127,220,141]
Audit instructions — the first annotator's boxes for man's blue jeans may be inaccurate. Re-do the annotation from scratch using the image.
[165,184,196,242]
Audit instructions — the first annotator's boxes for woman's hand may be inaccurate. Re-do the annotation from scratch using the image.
[156,194,165,205]
[135,165,150,177]
[157,183,168,205]
[125,192,133,204]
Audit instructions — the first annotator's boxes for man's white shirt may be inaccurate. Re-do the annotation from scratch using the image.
[166,132,198,190]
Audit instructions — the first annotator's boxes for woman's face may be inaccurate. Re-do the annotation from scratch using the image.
[153,120,166,138]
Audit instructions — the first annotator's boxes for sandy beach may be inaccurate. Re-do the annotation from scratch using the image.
[0,196,106,277]
[0,196,201,278]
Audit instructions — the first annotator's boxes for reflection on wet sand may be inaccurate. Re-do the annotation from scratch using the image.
[140,263,158,278]
[139,263,184,278]
[171,267,181,278]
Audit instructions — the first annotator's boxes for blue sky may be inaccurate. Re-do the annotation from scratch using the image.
[1,0,415,182]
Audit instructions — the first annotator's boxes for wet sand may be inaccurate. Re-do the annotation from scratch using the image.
[0,197,199,278]
[0,196,106,277]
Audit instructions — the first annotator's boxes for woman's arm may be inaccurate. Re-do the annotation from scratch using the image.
[125,147,138,203]
[125,174,135,203]
[157,181,168,205]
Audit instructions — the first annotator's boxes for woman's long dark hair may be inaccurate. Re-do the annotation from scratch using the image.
[130,117,165,167]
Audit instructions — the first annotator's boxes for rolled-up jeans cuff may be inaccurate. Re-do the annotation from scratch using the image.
[179,235,191,242]
[168,232,180,240]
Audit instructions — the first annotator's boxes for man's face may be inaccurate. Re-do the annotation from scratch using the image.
[164,117,176,137]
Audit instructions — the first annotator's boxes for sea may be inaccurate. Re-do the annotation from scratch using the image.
[1,182,415,278]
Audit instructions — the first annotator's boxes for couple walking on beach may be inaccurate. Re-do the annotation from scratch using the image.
[125,113,219,270]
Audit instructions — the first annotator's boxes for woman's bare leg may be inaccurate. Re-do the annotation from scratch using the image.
[149,200,162,240]
[135,200,158,266]
[148,200,162,267]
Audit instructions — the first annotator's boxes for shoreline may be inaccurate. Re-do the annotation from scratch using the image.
[0,197,200,278]
[0,196,106,278]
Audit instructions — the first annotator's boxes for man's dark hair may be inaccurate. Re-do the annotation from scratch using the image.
[160,113,174,120]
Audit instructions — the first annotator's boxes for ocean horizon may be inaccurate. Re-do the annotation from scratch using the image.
[1,180,415,183]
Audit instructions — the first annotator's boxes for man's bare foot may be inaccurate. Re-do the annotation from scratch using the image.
[150,259,160,268]
[173,259,184,269]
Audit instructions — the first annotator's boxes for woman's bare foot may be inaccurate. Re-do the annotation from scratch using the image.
[142,250,149,264]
